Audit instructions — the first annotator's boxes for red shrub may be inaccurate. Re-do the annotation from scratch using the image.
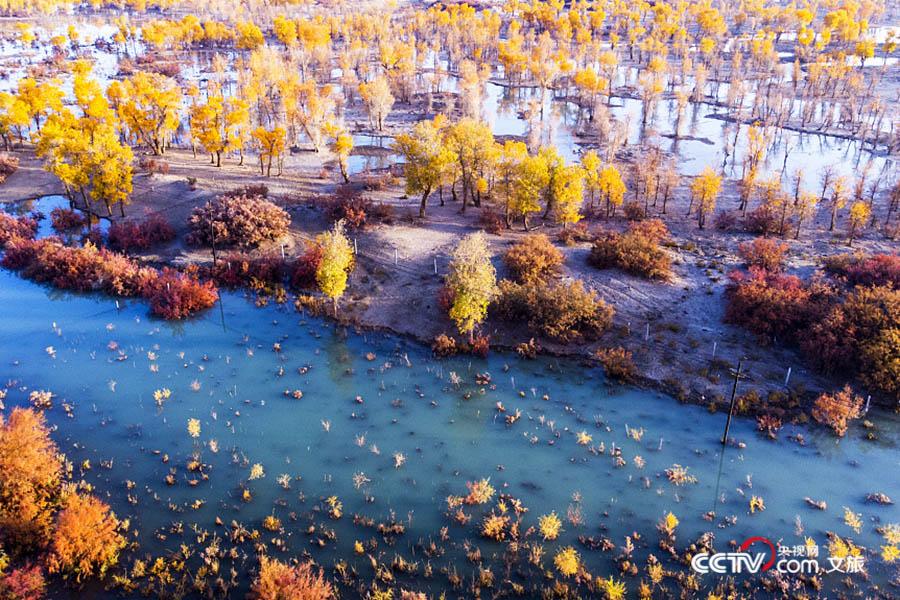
[49,207,86,233]
[825,253,900,288]
[0,564,46,600]
[108,215,176,252]
[2,237,155,296]
[2,237,217,319]
[290,244,323,290]
[142,267,219,320]
[0,213,37,245]
[478,209,505,234]
[188,194,290,248]
[724,268,834,344]
[207,253,286,290]
[470,334,490,358]
[745,205,777,235]
[738,237,789,272]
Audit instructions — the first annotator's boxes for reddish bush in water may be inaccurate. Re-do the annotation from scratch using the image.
[207,253,287,290]
[142,267,219,320]
[188,194,290,248]
[1,238,156,296]
[107,215,176,252]
[0,213,37,245]
[290,244,323,290]
[0,564,46,600]
[248,556,334,600]
[824,253,900,288]
[470,334,490,358]
[49,208,86,233]
[738,237,789,272]
[2,237,218,320]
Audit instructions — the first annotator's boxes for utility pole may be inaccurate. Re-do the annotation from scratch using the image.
[721,360,743,446]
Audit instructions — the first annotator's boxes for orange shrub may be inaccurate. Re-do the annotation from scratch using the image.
[248,557,334,600]
[46,493,125,582]
[811,385,863,437]
[496,279,614,342]
[0,408,64,555]
[588,219,671,280]
[738,237,789,272]
[595,347,637,382]
[503,234,563,284]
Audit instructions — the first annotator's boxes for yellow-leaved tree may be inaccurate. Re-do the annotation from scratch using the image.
[392,116,456,217]
[690,166,722,229]
[109,71,181,155]
[316,220,355,315]
[446,231,497,341]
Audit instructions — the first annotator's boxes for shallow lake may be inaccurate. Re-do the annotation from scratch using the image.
[0,259,897,596]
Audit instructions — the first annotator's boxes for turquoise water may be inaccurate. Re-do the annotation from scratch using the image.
[0,263,897,596]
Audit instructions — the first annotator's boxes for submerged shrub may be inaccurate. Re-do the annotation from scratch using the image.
[46,493,125,582]
[503,234,563,284]
[49,208,86,233]
[107,215,176,252]
[188,194,290,248]
[811,385,863,437]
[0,213,37,245]
[496,279,614,342]
[142,267,219,320]
[0,408,64,556]
[588,219,671,280]
[248,556,334,600]
[431,333,458,357]
[207,253,287,291]
[2,238,157,296]
[0,564,46,600]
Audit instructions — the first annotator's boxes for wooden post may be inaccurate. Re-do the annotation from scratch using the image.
[394,249,398,265]
[644,322,650,341]
[711,341,717,360]
[721,360,743,446]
